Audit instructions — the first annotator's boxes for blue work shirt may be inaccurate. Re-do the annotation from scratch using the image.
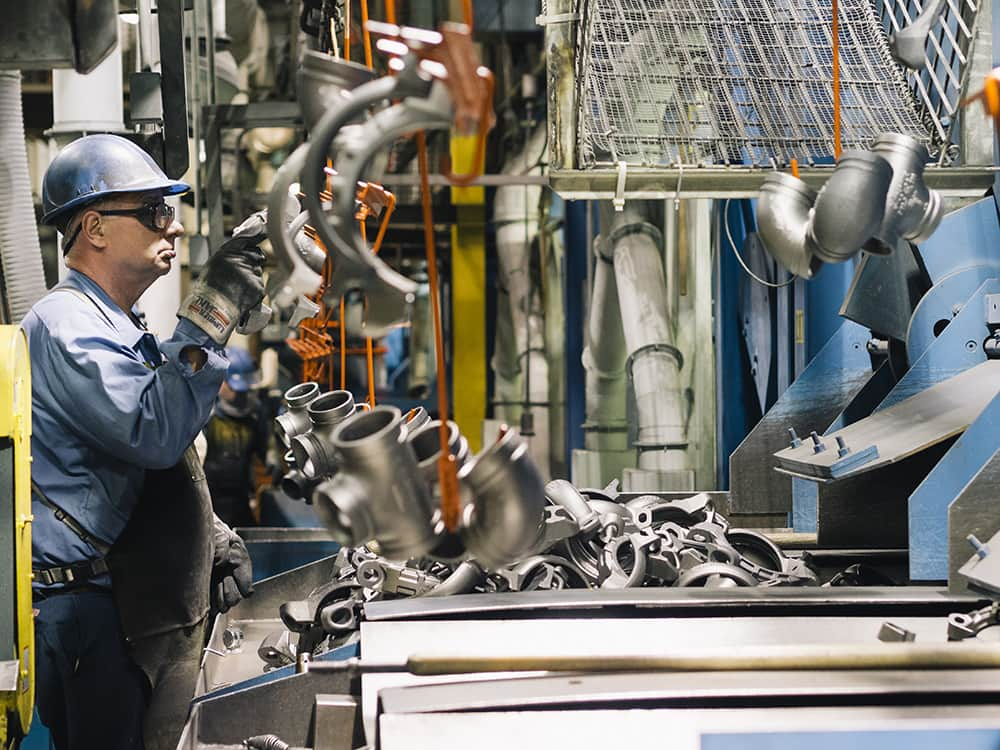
[21,270,229,588]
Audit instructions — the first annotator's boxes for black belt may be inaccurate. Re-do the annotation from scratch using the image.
[33,557,110,587]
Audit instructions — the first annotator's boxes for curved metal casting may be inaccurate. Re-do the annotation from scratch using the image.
[423,560,485,597]
[297,50,376,131]
[274,382,321,448]
[301,65,439,338]
[545,479,601,535]
[809,150,893,262]
[457,429,548,570]
[311,406,437,559]
[758,134,940,276]
[890,0,947,69]
[869,133,943,252]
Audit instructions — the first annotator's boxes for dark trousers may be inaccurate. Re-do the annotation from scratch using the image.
[33,589,148,750]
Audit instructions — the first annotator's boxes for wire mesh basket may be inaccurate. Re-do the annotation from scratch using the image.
[573,0,973,170]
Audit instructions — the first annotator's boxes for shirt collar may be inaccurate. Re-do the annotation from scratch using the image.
[60,270,150,350]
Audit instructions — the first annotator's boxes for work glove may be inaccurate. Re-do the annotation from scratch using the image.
[211,516,255,613]
[179,212,267,345]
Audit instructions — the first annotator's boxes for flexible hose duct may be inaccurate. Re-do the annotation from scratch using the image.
[0,72,47,322]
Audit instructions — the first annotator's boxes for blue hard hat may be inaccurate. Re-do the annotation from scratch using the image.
[224,347,261,393]
[41,134,190,227]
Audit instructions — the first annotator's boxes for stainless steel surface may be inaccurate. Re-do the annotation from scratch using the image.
[313,693,362,750]
[376,668,1000,714]
[0,660,17,692]
[775,360,1000,480]
[363,586,986,621]
[574,0,930,168]
[548,165,998,200]
[360,614,991,744]
[378,705,1000,750]
[198,555,341,697]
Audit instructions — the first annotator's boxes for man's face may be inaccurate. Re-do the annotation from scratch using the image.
[91,192,184,284]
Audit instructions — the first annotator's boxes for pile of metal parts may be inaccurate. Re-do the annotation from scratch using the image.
[264,384,817,666]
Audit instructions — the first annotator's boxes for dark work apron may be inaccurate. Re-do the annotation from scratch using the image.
[107,444,214,750]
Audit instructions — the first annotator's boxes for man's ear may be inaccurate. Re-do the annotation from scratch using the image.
[80,210,107,249]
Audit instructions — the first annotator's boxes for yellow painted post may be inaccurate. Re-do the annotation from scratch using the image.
[450,204,487,452]
[449,132,487,451]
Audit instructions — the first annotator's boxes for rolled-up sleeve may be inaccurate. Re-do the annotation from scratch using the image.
[38,313,227,470]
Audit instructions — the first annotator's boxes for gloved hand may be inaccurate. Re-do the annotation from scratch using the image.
[211,517,254,613]
[179,212,267,345]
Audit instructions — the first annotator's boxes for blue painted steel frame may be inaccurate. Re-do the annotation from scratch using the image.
[563,200,591,465]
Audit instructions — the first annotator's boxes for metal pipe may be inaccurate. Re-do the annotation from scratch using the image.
[604,203,688,453]
[869,133,943,251]
[581,234,628,450]
[757,172,820,279]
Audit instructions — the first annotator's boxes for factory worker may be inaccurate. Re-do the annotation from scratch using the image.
[21,134,263,750]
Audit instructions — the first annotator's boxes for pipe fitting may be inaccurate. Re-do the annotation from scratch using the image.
[404,406,431,433]
[457,429,547,569]
[757,172,821,279]
[409,420,470,485]
[311,406,437,559]
[808,150,893,262]
[869,133,942,250]
[297,50,376,131]
[274,382,321,448]
[545,479,601,535]
[281,469,322,502]
[290,390,357,478]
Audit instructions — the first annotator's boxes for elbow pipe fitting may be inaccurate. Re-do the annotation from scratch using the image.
[457,429,548,570]
[311,406,437,560]
[274,382,321,448]
[808,150,893,263]
[545,479,602,536]
[290,390,358,479]
[868,133,943,251]
[758,136,938,276]
[757,172,821,279]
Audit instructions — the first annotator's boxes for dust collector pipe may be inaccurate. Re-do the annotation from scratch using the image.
[581,234,627,449]
[603,203,688,456]
[0,72,47,322]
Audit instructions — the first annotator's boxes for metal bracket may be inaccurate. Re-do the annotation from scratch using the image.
[613,160,627,212]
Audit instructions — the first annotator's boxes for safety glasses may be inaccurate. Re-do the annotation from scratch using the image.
[97,200,176,232]
[63,200,176,254]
